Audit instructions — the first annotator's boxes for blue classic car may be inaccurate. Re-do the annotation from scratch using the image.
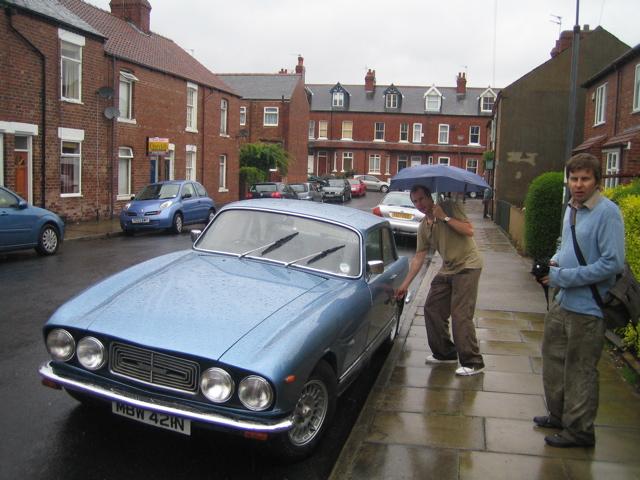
[0,185,65,256]
[119,180,215,234]
[40,199,409,459]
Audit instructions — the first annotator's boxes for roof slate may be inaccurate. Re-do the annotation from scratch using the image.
[307,84,499,116]
[57,0,235,94]
[6,0,103,37]
[217,74,302,100]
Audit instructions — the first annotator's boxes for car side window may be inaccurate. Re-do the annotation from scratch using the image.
[365,229,382,264]
[183,183,196,198]
[0,189,18,208]
[381,228,397,265]
[194,182,207,198]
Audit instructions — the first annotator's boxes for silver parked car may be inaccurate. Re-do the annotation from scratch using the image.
[290,182,323,202]
[372,191,425,236]
[354,174,389,193]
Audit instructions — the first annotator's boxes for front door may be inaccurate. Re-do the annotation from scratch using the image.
[14,152,28,199]
[150,157,158,183]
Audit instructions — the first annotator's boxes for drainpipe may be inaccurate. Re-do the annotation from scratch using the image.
[7,6,47,207]
[110,56,117,218]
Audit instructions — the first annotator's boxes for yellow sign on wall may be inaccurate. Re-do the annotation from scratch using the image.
[148,137,170,153]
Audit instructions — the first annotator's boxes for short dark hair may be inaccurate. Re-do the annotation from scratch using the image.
[410,185,432,197]
[566,153,601,184]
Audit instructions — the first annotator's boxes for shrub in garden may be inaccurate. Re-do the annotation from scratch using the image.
[524,172,564,260]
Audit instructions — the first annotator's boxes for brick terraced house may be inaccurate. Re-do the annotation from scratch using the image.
[307,69,498,183]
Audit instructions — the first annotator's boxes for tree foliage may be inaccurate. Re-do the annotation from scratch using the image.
[239,143,291,179]
[524,171,564,260]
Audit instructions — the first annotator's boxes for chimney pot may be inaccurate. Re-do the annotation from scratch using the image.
[295,55,304,74]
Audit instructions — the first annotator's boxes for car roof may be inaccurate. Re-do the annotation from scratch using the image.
[221,199,387,233]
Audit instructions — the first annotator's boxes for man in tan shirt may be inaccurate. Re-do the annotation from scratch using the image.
[395,185,485,375]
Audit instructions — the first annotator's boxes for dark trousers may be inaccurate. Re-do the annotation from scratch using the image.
[542,301,605,444]
[423,269,484,367]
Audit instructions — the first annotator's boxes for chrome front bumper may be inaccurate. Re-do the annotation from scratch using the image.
[39,362,293,433]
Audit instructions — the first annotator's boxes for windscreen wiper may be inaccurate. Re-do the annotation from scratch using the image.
[239,232,299,258]
[286,244,345,267]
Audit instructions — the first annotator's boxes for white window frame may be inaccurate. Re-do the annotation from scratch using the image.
[59,29,84,103]
[185,145,197,181]
[424,87,442,111]
[481,95,495,112]
[397,155,408,171]
[220,99,228,135]
[240,106,247,126]
[399,123,408,142]
[0,133,3,186]
[264,107,279,126]
[469,126,480,145]
[412,123,422,143]
[59,142,82,196]
[342,152,353,172]
[58,127,83,198]
[342,121,353,140]
[308,120,315,139]
[594,83,607,126]
[332,91,344,107]
[428,156,434,165]
[385,93,398,109]
[410,155,421,167]
[634,64,640,112]
[318,120,328,139]
[438,124,449,144]
[374,122,385,141]
[438,156,450,165]
[219,154,228,192]
[368,154,381,174]
[166,145,175,181]
[186,82,198,132]
[466,158,478,174]
[118,71,138,123]
[604,150,620,189]
[117,147,133,199]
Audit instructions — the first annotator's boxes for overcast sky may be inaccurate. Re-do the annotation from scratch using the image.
[86,0,638,89]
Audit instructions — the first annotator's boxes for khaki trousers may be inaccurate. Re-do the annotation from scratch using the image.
[423,269,484,367]
[542,301,605,444]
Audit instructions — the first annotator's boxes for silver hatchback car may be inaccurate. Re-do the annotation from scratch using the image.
[354,174,389,193]
[372,191,425,236]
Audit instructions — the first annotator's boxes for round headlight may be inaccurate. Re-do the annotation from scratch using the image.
[77,337,106,370]
[238,376,273,411]
[46,329,75,362]
[200,368,234,403]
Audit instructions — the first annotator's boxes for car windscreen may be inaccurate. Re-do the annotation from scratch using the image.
[289,184,308,193]
[251,184,277,193]
[136,184,180,200]
[381,192,414,208]
[195,209,362,277]
[327,179,344,187]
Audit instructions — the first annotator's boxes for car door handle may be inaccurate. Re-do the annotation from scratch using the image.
[390,274,398,280]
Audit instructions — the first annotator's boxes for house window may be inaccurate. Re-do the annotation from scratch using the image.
[264,107,279,126]
[398,155,408,171]
[240,106,246,126]
[605,150,620,189]
[308,120,315,139]
[374,122,385,141]
[438,157,450,165]
[428,156,434,165]
[186,82,198,132]
[438,124,449,144]
[342,121,353,140]
[332,91,344,107]
[412,123,422,143]
[466,158,478,174]
[60,39,83,102]
[118,71,138,121]
[186,146,196,181]
[220,99,228,135]
[634,64,640,112]
[318,120,328,139]
[60,140,81,196]
[118,147,133,198]
[481,95,495,112]
[399,123,408,142]
[385,93,398,109]
[410,155,421,167]
[425,91,441,111]
[368,154,381,174]
[594,83,607,125]
[469,126,480,144]
[342,152,353,172]
[219,154,227,191]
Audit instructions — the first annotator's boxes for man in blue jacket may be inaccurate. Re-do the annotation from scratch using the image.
[537,153,625,448]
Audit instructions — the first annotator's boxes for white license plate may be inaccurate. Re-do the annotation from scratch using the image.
[131,217,149,224]
[112,401,191,435]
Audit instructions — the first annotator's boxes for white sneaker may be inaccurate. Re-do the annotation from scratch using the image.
[455,365,485,376]
[425,355,457,364]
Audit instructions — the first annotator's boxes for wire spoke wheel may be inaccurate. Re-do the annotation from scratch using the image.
[288,379,329,447]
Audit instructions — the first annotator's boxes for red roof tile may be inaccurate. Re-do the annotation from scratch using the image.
[603,126,640,148]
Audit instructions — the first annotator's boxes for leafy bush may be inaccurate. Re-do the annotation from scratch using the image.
[524,172,564,259]
[621,323,640,355]
[619,195,640,278]
[602,179,640,204]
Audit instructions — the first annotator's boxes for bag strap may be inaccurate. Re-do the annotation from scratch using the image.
[569,207,605,309]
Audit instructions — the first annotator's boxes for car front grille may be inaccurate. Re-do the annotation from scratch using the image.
[109,342,200,394]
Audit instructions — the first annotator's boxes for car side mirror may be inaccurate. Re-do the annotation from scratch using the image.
[130,195,135,200]
[18,200,28,210]
[190,229,201,243]
[367,260,384,275]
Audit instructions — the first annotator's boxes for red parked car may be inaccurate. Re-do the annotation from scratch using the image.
[348,178,366,197]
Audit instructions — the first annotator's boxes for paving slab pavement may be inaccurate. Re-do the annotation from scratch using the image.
[330,199,640,480]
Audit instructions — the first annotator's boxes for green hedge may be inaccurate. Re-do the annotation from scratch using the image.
[619,195,640,278]
[524,172,564,259]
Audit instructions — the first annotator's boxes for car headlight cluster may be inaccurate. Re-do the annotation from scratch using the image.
[159,200,173,209]
[46,329,106,370]
[200,368,273,411]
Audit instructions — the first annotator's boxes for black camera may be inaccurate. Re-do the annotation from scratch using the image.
[531,258,550,282]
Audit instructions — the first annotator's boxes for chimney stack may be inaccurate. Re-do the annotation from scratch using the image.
[365,69,376,93]
[295,55,305,75]
[550,25,593,58]
[110,0,152,34]
[456,72,467,98]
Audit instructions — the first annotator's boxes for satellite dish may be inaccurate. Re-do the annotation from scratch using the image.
[97,86,114,99]
[103,106,120,119]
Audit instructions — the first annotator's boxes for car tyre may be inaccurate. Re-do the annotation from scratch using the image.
[380,185,389,193]
[340,194,345,203]
[171,213,183,234]
[206,208,216,224]
[35,224,60,255]
[382,303,402,351]
[270,360,336,461]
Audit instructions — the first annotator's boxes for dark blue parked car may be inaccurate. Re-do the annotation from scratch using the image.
[119,180,215,235]
[0,186,64,256]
